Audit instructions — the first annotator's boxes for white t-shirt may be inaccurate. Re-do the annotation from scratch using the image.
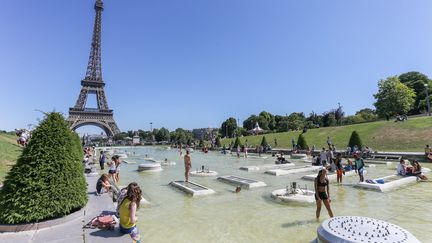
[397,163,406,176]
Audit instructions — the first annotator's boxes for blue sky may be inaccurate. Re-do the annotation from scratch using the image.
[1,0,432,133]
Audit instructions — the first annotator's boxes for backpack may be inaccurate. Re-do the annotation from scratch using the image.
[83,215,117,230]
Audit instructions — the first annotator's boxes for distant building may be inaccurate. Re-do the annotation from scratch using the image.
[192,128,218,140]
[132,134,141,145]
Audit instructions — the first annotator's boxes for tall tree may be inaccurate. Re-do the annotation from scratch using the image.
[373,76,416,117]
[399,71,431,114]
[335,106,345,125]
[322,111,337,127]
[307,112,323,127]
[220,117,238,138]
[286,112,306,130]
[155,127,170,142]
[259,111,276,130]
[243,115,268,130]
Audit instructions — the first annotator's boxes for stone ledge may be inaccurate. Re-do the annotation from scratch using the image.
[0,206,84,232]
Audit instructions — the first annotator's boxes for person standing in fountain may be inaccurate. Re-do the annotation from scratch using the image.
[314,169,334,220]
[184,150,192,182]
[334,153,343,184]
[119,182,142,243]
[354,153,365,182]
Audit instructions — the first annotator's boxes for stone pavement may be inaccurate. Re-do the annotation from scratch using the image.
[0,169,131,243]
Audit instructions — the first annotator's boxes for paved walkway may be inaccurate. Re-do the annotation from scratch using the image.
[0,161,130,243]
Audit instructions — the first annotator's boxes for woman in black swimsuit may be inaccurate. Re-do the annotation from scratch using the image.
[314,169,334,220]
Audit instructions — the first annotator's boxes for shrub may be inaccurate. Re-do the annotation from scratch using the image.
[0,113,87,224]
[215,137,221,147]
[198,139,204,148]
[233,137,243,148]
[297,134,308,150]
[260,136,268,147]
[348,131,363,149]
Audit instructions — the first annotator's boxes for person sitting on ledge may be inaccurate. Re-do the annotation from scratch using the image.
[276,153,288,164]
[425,145,432,160]
[96,173,111,195]
[408,160,428,180]
[344,157,353,171]
[397,159,406,176]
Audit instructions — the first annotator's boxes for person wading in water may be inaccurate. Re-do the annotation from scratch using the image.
[314,169,334,220]
[184,150,192,182]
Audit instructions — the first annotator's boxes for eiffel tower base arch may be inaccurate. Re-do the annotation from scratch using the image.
[68,111,120,137]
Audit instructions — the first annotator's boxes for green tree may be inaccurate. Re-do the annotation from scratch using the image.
[297,133,308,149]
[113,132,128,141]
[373,76,416,117]
[399,71,431,114]
[0,113,87,224]
[220,117,238,138]
[233,137,243,148]
[307,111,323,128]
[259,111,276,130]
[171,128,193,145]
[243,115,268,131]
[198,139,205,148]
[286,112,306,130]
[215,137,222,147]
[335,106,345,125]
[355,108,378,122]
[260,136,268,147]
[155,127,170,142]
[348,131,363,149]
[322,111,337,127]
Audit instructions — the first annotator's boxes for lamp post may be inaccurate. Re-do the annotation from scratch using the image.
[425,83,431,116]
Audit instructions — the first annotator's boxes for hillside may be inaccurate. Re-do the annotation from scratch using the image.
[221,116,432,152]
[0,133,22,183]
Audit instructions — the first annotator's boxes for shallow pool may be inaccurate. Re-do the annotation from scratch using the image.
[109,147,432,243]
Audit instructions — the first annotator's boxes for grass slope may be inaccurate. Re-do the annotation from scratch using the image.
[0,133,22,183]
[222,116,432,152]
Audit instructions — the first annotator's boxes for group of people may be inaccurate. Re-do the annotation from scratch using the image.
[92,150,142,243]
[397,159,428,180]
[99,151,122,184]
[15,128,31,146]
[312,151,365,184]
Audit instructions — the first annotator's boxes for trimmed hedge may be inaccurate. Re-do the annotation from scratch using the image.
[233,137,243,148]
[0,113,87,224]
[215,137,221,147]
[348,130,363,149]
[297,134,308,150]
[260,136,268,147]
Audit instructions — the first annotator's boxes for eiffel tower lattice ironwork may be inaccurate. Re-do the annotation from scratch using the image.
[67,0,120,137]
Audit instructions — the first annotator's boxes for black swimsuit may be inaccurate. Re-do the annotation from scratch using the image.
[315,178,329,200]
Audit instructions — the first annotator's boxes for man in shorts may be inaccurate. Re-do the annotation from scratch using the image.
[184,150,192,182]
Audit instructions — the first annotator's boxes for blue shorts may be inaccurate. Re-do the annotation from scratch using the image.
[358,168,364,176]
[120,225,140,241]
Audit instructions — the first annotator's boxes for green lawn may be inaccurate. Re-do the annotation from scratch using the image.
[0,133,22,183]
[222,116,432,152]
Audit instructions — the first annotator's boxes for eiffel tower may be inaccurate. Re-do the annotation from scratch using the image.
[67,0,120,137]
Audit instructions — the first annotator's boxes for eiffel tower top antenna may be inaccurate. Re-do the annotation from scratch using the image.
[85,0,104,82]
